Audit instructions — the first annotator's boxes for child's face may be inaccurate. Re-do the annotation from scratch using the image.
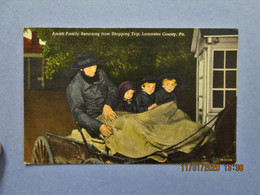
[162,80,177,93]
[142,83,156,95]
[124,89,135,100]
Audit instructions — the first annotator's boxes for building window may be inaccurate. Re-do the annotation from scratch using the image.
[212,50,237,109]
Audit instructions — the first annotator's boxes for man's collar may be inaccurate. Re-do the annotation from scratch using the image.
[80,69,100,84]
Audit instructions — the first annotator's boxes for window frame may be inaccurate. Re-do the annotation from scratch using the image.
[209,49,238,112]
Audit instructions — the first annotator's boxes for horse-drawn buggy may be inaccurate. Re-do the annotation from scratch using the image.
[31,99,236,164]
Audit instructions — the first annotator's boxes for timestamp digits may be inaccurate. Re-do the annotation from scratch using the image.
[224,164,244,171]
[181,164,220,171]
[181,164,244,172]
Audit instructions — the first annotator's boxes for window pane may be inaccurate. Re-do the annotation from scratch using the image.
[213,90,223,108]
[214,51,224,68]
[213,71,224,88]
[226,51,237,68]
[226,91,236,105]
[226,71,237,88]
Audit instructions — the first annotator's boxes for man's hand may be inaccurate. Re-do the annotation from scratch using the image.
[99,124,113,137]
[148,103,157,111]
[102,104,118,122]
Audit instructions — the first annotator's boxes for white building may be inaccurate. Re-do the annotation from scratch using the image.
[191,29,238,125]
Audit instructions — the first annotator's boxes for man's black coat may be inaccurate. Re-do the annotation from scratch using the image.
[66,69,119,138]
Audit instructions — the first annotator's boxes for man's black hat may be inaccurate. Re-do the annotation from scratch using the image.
[158,73,182,88]
[137,76,157,86]
[71,51,104,69]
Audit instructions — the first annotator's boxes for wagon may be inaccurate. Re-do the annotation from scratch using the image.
[31,99,236,164]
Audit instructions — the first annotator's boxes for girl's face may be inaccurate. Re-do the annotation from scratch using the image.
[81,65,97,77]
[142,83,156,95]
[162,80,177,93]
[124,89,135,100]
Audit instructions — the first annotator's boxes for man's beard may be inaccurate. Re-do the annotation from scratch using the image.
[80,69,100,84]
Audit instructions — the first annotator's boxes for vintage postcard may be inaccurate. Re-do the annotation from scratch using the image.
[24,28,238,164]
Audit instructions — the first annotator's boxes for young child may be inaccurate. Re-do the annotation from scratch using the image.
[116,81,136,113]
[155,73,182,105]
[136,76,157,113]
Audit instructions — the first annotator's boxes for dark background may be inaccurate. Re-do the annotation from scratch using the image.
[24,28,197,163]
